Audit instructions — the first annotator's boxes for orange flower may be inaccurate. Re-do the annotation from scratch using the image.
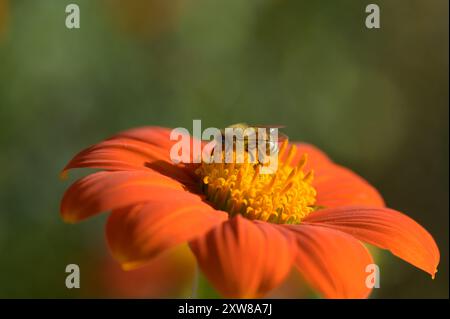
[94,244,196,298]
[60,126,440,298]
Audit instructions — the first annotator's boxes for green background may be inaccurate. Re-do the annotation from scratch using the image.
[0,0,448,298]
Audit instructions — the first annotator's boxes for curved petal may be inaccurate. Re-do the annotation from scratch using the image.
[287,143,384,208]
[303,206,440,278]
[290,143,333,170]
[113,126,174,149]
[62,138,195,185]
[107,201,227,270]
[60,170,195,222]
[64,138,171,171]
[99,244,197,298]
[190,215,295,298]
[62,127,197,185]
[114,127,228,156]
[285,224,374,299]
[313,164,385,208]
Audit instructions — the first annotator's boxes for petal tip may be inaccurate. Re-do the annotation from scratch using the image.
[59,170,69,181]
[60,207,82,224]
[61,213,78,224]
[431,268,438,280]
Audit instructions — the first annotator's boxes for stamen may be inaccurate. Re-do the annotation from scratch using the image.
[195,147,317,224]
[297,153,308,171]
[285,145,297,166]
[278,140,289,159]
[303,170,314,183]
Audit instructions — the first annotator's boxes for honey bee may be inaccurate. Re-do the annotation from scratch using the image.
[212,123,289,164]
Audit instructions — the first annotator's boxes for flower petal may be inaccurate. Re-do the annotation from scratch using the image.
[64,138,172,171]
[285,223,373,298]
[288,143,384,208]
[107,200,227,270]
[62,127,196,184]
[303,206,440,278]
[190,215,295,298]
[113,126,174,149]
[291,143,333,170]
[60,170,194,222]
[313,164,385,208]
[99,244,197,298]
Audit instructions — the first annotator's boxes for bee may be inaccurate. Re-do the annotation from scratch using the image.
[211,123,289,164]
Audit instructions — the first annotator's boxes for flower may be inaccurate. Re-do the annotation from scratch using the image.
[60,126,440,298]
[93,244,196,298]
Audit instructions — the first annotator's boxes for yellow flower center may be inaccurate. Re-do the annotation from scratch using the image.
[195,142,317,224]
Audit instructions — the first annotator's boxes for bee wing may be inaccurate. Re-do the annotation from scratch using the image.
[253,125,287,138]
[227,123,249,129]
[253,124,286,129]
[224,124,288,142]
[277,132,289,143]
[253,126,289,143]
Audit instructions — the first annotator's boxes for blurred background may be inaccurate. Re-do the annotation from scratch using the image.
[0,0,448,298]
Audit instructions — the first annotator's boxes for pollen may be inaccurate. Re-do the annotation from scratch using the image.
[195,143,317,224]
